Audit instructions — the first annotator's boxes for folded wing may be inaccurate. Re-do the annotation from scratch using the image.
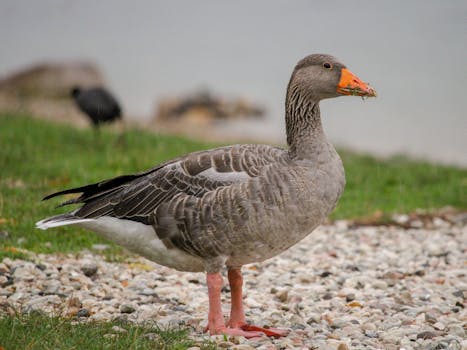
[44,144,287,226]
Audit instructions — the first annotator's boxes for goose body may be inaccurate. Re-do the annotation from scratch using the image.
[37,54,375,337]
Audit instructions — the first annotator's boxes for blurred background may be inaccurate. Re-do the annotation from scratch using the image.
[0,0,465,166]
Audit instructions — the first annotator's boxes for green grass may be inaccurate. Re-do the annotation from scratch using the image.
[336,151,466,219]
[0,313,216,350]
[0,112,465,349]
[0,112,465,260]
[0,113,217,260]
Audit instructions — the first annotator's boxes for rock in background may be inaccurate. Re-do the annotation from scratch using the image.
[151,90,266,141]
[155,90,264,123]
[0,62,106,127]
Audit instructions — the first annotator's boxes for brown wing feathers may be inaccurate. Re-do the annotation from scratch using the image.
[42,145,287,226]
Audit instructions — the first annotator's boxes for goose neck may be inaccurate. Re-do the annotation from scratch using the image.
[285,92,327,160]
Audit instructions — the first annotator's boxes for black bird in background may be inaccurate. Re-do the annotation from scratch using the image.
[71,86,122,130]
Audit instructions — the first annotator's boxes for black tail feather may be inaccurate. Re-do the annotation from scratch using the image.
[41,166,163,206]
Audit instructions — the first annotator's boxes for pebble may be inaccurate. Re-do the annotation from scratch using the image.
[1,218,465,349]
[277,290,288,303]
[232,345,255,350]
[0,263,9,274]
[217,341,235,348]
[111,325,127,333]
[120,304,136,314]
[451,290,464,298]
[372,280,388,289]
[424,312,437,324]
[43,280,61,295]
[361,323,376,331]
[365,330,378,338]
[77,308,90,317]
[0,275,13,288]
[417,331,437,340]
[81,263,98,277]
[432,322,445,331]
[448,325,465,338]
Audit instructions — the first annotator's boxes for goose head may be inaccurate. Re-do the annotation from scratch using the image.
[288,54,376,101]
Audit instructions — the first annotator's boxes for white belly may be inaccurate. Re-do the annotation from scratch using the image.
[79,216,205,272]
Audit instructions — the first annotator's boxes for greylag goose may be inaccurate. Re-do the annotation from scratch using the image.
[37,54,376,338]
[71,86,122,129]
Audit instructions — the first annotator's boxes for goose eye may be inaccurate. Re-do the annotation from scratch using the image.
[323,62,332,69]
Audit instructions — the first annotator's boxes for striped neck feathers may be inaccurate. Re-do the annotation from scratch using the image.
[285,84,327,160]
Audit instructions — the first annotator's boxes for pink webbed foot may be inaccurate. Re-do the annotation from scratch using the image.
[241,324,289,338]
[209,326,265,338]
[205,323,287,338]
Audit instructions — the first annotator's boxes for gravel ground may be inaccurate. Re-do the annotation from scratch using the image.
[1,215,466,350]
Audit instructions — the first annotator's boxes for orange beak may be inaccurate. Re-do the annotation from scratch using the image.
[337,68,377,97]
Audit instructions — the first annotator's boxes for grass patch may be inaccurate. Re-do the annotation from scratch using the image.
[335,151,466,219]
[0,112,465,259]
[0,313,216,350]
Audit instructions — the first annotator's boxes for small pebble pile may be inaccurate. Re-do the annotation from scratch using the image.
[0,214,466,350]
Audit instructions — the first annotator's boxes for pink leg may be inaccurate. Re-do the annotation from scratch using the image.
[227,269,246,327]
[206,272,263,338]
[206,273,225,335]
[227,269,289,338]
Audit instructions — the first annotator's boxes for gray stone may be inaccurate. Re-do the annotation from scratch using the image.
[432,322,445,331]
[365,330,378,338]
[81,263,98,277]
[43,280,61,295]
[451,290,465,298]
[306,313,321,324]
[111,325,127,333]
[120,304,136,314]
[372,280,388,289]
[425,312,437,323]
[361,323,376,331]
[232,345,256,350]
[0,275,13,287]
[77,308,90,317]
[447,325,464,338]
[417,331,438,340]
